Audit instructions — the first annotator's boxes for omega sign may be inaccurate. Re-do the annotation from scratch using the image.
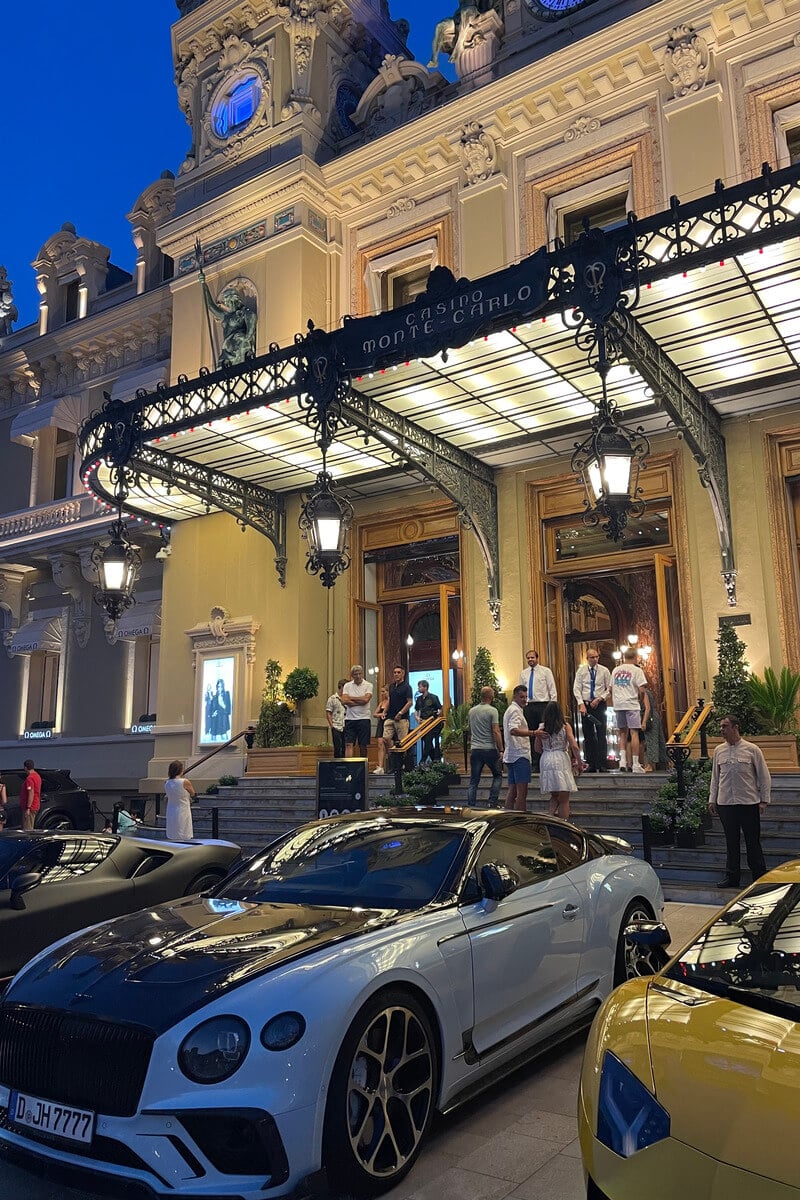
[24,729,53,740]
[338,255,549,373]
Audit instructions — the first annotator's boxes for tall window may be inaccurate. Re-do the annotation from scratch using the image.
[52,428,75,501]
[64,279,80,323]
[561,191,629,244]
[381,262,430,309]
[26,651,60,727]
[131,636,160,721]
[787,126,800,165]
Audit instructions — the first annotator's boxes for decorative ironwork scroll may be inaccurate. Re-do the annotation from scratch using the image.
[616,311,736,602]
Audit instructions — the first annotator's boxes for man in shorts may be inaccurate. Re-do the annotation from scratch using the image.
[342,665,373,758]
[503,685,535,811]
[610,649,648,773]
[19,759,42,830]
[379,666,413,774]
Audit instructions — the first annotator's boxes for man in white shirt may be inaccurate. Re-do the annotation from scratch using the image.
[503,684,536,811]
[573,648,612,773]
[709,713,770,888]
[520,649,557,770]
[342,664,373,758]
[610,648,647,773]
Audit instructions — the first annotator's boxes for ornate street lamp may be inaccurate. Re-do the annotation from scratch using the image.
[571,377,650,542]
[91,469,141,621]
[299,467,353,588]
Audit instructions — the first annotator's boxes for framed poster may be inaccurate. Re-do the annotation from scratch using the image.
[199,655,236,744]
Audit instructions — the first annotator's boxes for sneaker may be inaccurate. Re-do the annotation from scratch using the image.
[716,877,740,889]
[372,767,385,775]
[631,763,646,774]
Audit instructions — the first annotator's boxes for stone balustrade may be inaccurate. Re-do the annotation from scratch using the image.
[0,495,102,540]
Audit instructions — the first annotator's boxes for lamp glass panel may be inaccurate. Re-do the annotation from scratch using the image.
[102,558,127,592]
[316,516,341,552]
[587,460,603,501]
[602,454,632,496]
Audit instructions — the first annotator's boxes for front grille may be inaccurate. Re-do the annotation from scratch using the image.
[0,1005,154,1117]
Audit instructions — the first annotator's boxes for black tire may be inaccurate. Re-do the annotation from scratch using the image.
[182,868,227,896]
[37,810,76,831]
[613,900,656,986]
[323,988,439,1196]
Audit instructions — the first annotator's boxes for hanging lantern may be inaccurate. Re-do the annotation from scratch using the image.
[299,471,353,588]
[92,519,141,621]
[571,395,650,541]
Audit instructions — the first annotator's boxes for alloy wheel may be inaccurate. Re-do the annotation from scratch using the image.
[624,906,660,979]
[345,1003,434,1180]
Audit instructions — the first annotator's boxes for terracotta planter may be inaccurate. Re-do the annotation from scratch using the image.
[246,745,333,777]
[696,735,799,772]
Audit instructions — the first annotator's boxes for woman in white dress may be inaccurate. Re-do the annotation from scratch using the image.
[534,701,583,821]
[164,760,195,842]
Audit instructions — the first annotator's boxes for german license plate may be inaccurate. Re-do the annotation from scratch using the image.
[9,1089,94,1144]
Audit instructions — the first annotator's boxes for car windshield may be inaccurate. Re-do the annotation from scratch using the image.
[664,880,800,1019]
[217,820,468,910]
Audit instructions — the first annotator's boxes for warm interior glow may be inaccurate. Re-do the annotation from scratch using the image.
[102,557,127,592]
[315,516,341,552]
[588,461,602,501]
[602,453,632,495]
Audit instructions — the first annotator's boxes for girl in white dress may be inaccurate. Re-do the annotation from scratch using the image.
[164,760,195,842]
[534,702,583,821]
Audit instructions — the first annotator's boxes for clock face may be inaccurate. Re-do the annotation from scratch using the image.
[527,0,592,18]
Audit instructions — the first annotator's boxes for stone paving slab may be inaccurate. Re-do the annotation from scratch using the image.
[0,902,717,1200]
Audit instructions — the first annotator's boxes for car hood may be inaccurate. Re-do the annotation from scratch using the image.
[5,896,398,1033]
[646,978,800,1187]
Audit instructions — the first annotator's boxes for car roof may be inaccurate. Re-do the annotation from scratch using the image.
[311,807,562,832]
[0,830,116,844]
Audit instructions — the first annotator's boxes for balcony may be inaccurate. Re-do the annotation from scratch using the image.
[0,494,107,556]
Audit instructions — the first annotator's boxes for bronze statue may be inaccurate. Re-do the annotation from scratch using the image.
[194,240,257,367]
[0,267,18,337]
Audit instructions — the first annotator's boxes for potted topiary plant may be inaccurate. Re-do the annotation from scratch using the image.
[442,702,470,770]
[248,661,332,776]
[645,784,677,846]
[470,647,509,721]
[254,660,294,749]
[283,666,320,744]
[747,666,800,735]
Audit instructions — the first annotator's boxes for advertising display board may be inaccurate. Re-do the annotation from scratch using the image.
[199,655,235,744]
[316,760,368,818]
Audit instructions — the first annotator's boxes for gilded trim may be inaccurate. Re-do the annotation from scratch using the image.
[351,216,455,317]
[764,430,800,670]
[742,76,800,176]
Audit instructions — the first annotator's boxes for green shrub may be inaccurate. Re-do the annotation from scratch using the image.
[218,774,239,787]
[470,647,508,720]
[283,666,320,743]
[442,703,470,750]
[747,666,800,735]
[254,660,294,748]
[710,624,758,735]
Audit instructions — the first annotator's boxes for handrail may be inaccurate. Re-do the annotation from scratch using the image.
[666,700,714,749]
[185,728,254,775]
[394,715,445,754]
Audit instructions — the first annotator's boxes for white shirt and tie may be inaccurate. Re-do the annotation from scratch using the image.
[520,663,557,703]
[573,662,612,706]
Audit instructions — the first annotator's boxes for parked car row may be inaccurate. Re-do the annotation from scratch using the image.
[0,803,795,1200]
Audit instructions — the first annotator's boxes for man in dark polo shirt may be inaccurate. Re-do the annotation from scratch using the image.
[379,666,413,773]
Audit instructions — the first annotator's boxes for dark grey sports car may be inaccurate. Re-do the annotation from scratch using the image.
[0,769,92,831]
[0,831,242,980]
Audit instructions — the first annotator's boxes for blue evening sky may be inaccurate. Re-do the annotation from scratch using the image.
[2,1,440,329]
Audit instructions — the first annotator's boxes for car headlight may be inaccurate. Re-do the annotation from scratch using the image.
[260,1011,305,1051]
[597,1051,670,1157]
[178,1016,250,1084]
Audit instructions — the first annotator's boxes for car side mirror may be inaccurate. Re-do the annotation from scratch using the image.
[480,862,518,902]
[624,921,672,975]
[9,872,42,910]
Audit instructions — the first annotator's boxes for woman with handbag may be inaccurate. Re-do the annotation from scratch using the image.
[534,701,583,820]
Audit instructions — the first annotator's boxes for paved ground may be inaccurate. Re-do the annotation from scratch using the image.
[0,903,716,1200]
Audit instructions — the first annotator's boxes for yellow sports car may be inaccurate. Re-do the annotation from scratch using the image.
[579,862,800,1199]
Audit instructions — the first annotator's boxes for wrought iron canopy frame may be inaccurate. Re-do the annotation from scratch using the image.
[78,161,800,617]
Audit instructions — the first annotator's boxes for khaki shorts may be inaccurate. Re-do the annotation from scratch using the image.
[383,718,409,744]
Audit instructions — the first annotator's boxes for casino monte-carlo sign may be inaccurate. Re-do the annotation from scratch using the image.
[337,256,549,372]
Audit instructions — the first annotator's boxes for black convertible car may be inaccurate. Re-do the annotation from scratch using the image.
[0,769,92,831]
[0,831,242,980]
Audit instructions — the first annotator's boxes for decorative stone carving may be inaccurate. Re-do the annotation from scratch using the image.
[200,34,272,162]
[351,56,442,138]
[564,115,600,142]
[429,1,504,84]
[185,614,261,666]
[0,267,17,338]
[386,197,416,218]
[662,25,711,99]
[209,606,229,643]
[49,553,91,649]
[459,121,497,185]
[278,0,324,120]
[176,54,199,125]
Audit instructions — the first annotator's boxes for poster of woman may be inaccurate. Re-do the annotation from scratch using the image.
[200,656,235,743]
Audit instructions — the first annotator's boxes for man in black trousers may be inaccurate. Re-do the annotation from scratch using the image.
[709,714,770,888]
[572,648,612,772]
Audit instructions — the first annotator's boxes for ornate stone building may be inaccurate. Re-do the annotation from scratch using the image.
[1,0,799,796]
